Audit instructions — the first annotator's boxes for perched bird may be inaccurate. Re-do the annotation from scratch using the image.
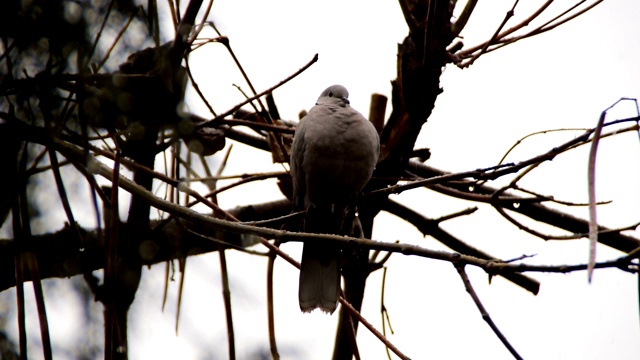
[290,85,380,313]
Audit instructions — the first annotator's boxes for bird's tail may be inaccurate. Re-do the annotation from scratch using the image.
[298,242,340,313]
[298,204,348,313]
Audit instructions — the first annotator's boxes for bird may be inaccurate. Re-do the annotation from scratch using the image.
[290,84,380,313]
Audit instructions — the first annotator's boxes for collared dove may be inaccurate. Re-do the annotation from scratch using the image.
[290,85,380,313]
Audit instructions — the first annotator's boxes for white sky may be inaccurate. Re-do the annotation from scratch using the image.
[5,1,640,359]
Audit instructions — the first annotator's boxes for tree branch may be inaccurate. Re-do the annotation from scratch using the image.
[454,264,523,360]
[408,160,640,254]
[382,199,540,295]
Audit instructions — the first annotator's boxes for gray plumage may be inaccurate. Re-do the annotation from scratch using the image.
[290,85,380,313]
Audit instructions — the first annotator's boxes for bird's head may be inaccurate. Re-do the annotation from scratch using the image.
[316,84,350,107]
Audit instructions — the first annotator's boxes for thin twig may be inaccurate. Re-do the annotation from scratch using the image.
[176,219,268,255]
[461,0,521,67]
[185,57,217,116]
[82,0,115,70]
[166,0,179,30]
[218,36,269,119]
[12,167,28,358]
[162,260,171,312]
[219,250,236,360]
[181,170,286,183]
[513,185,611,207]
[232,84,261,118]
[241,211,303,227]
[454,264,523,360]
[188,0,215,43]
[380,267,395,360]
[338,298,410,360]
[267,241,280,360]
[526,1,602,40]
[27,254,52,360]
[175,256,187,335]
[48,149,84,245]
[456,1,604,65]
[459,0,552,58]
[432,207,478,224]
[210,141,237,360]
[202,171,286,199]
[94,7,140,71]
[15,140,52,360]
[369,163,518,197]
[217,119,295,134]
[396,120,639,208]
[493,128,589,173]
[195,53,318,130]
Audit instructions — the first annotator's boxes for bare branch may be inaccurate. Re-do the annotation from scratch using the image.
[195,54,319,130]
[382,199,540,295]
[338,298,410,360]
[460,0,522,67]
[407,156,640,255]
[451,0,479,38]
[267,242,280,360]
[456,1,604,65]
[454,264,523,360]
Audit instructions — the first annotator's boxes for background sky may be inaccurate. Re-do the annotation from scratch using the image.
[4,0,640,359]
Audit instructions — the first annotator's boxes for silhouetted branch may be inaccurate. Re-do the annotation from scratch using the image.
[382,199,540,295]
[408,160,640,254]
[267,242,280,360]
[455,0,604,66]
[380,267,395,360]
[454,264,523,360]
[196,53,318,130]
[338,298,410,360]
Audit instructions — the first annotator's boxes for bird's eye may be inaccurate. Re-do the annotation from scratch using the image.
[328,92,333,97]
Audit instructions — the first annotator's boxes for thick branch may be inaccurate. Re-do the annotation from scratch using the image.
[383,199,540,295]
[379,1,453,171]
[0,217,253,292]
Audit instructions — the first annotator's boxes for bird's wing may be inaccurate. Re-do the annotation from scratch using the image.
[290,119,307,211]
